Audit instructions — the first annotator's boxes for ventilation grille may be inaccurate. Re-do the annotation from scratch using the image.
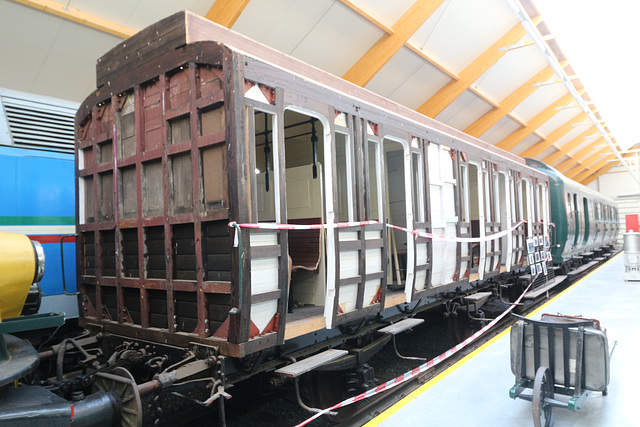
[1,95,76,153]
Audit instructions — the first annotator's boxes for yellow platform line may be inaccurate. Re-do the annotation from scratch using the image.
[365,252,620,426]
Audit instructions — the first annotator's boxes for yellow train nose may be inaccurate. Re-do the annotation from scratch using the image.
[0,231,45,321]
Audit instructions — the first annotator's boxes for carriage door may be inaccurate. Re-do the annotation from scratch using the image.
[483,163,501,278]
[327,117,386,327]
[428,143,458,286]
[511,173,526,267]
[573,193,581,248]
[498,171,513,271]
[410,137,430,299]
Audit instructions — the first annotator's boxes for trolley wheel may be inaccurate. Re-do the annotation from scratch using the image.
[532,366,554,427]
[93,366,143,427]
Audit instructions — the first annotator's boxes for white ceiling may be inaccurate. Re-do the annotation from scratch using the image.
[0,0,633,183]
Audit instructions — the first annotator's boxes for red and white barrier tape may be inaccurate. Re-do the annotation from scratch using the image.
[387,219,526,243]
[294,278,535,427]
[228,219,526,243]
[228,219,381,230]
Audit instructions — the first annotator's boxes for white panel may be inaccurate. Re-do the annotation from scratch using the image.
[234,0,335,48]
[366,47,452,110]
[338,283,358,312]
[250,231,278,246]
[480,116,522,145]
[512,134,542,156]
[365,248,382,274]
[237,0,384,76]
[430,186,443,226]
[286,164,323,220]
[435,90,493,131]
[414,269,427,291]
[256,171,276,221]
[431,226,445,286]
[511,85,570,123]
[443,182,457,219]
[537,110,581,137]
[0,1,120,102]
[339,231,359,241]
[474,44,550,102]
[365,230,381,240]
[416,229,428,264]
[409,0,517,73]
[251,300,278,333]
[251,257,279,295]
[363,279,380,306]
[353,0,416,27]
[340,250,359,278]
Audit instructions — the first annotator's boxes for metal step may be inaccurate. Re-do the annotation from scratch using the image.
[275,349,348,378]
[524,275,567,299]
[567,260,599,277]
[378,318,424,335]
[463,291,492,302]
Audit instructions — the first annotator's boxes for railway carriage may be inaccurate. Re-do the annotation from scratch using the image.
[75,11,555,361]
[526,159,618,265]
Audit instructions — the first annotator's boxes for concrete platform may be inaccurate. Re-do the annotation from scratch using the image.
[367,253,639,427]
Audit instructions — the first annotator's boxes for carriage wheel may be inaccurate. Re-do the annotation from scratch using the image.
[532,366,554,427]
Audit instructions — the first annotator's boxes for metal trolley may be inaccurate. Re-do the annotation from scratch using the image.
[509,314,616,427]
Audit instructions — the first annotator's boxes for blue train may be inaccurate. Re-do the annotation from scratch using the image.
[0,87,78,318]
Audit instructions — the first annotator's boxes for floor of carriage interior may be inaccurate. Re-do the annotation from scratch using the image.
[366,252,639,427]
[283,289,407,340]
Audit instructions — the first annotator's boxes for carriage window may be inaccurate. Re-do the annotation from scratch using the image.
[483,170,491,221]
[494,173,501,223]
[510,174,517,221]
[468,163,481,237]
[521,179,530,227]
[367,140,381,220]
[335,132,352,222]
[384,138,407,285]
[412,152,425,222]
[253,110,276,221]
[460,164,469,222]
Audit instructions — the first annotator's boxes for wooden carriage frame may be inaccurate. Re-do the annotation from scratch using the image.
[75,11,554,359]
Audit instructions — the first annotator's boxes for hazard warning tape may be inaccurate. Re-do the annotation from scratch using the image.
[386,219,526,243]
[294,278,535,427]
[229,219,527,243]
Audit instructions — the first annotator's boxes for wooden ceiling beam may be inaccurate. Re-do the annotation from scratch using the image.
[580,163,616,185]
[495,93,574,151]
[464,66,555,137]
[542,131,598,165]
[205,0,251,28]
[551,138,602,172]
[342,0,446,87]
[555,146,606,173]
[10,0,136,38]
[563,149,609,178]
[416,22,528,118]
[573,158,611,183]
[519,112,588,159]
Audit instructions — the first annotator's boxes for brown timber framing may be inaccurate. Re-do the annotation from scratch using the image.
[77,11,558,358]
